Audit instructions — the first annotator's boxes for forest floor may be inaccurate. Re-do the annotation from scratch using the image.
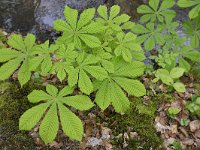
[0,62,199,150]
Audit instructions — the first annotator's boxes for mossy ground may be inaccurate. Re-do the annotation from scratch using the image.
[105,94,172,150]
[0,81,43,149]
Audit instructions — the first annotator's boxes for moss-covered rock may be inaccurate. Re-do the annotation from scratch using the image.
[107,94,170,149]
[0,81,43,149]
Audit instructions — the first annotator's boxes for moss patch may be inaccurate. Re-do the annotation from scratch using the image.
[107,94,170,149]
[0,81,43,149]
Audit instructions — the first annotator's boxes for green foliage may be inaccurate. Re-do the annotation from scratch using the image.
[167,107,181,118]
[177,0,200,19]
[183,17,200,48]
[95,59,146,112]
[0,34,58,86]
[154,67,186,92]
[1,2,199,146]
[19,84,94,144]
[172,140,182,150]
[132,23,164,51]
[186,96,200,117]
[137,0,176,23]
[96,5,135,31]
[180,118,190,126]
[54,6,105,48]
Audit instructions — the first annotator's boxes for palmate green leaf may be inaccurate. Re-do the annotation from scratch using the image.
[0,34,37,84]
[78,69,93,95]
[67,54,108,94]
[28,90,52,103]
[64,6,78,29]
[53,44,77,82]
[46,84,58,96]
[115,32,143,62]
[101,59,114,73]
[95,79,131,113]
[95,80,111,110]
[110,81,130,113]
[58,103,83,141]
[79,34,101,48]
[7,34,26,51]
[137,0,176,23]
[0,57,22,80]
[113,77,146,97]
[83,66,108,80]
[19,103,50,130]
[54,6,105,48]
[177,0,200,19]
[31,40,58,75]
[58,86,74,97]
[62,95,94,111]
[114,60,146,78]
[97,5,108,20]
[132,23,164,51]
[0,34,56,86]
[18,61,32,87]
[95,58,146,113]
[20,85,93,144]
[68,68,79,87]
[96,5,134,31]
[110,5,120,20]
[39,103,59,144]
[0,48,22,62]
[52,62,69,81]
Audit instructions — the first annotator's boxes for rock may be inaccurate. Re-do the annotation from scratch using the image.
[86,137,103,147]
[0,0,39,32]
[35,0,105,27]
[130,132,138,139]
[195,130,200,138]
[190,120,200,132]
[101,127,111,140]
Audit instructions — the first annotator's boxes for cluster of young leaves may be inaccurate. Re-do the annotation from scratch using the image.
[137,0,176,23]
[132,0,200,94]
[14,5,146,145]
[177,0,200,19]
[153,67,186,92]
[0,34,58,86]
[186,95,200,117]
[167,107,181,118]
[52,5,146,113]
[94,58,146,113]
[19,84,94,144]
